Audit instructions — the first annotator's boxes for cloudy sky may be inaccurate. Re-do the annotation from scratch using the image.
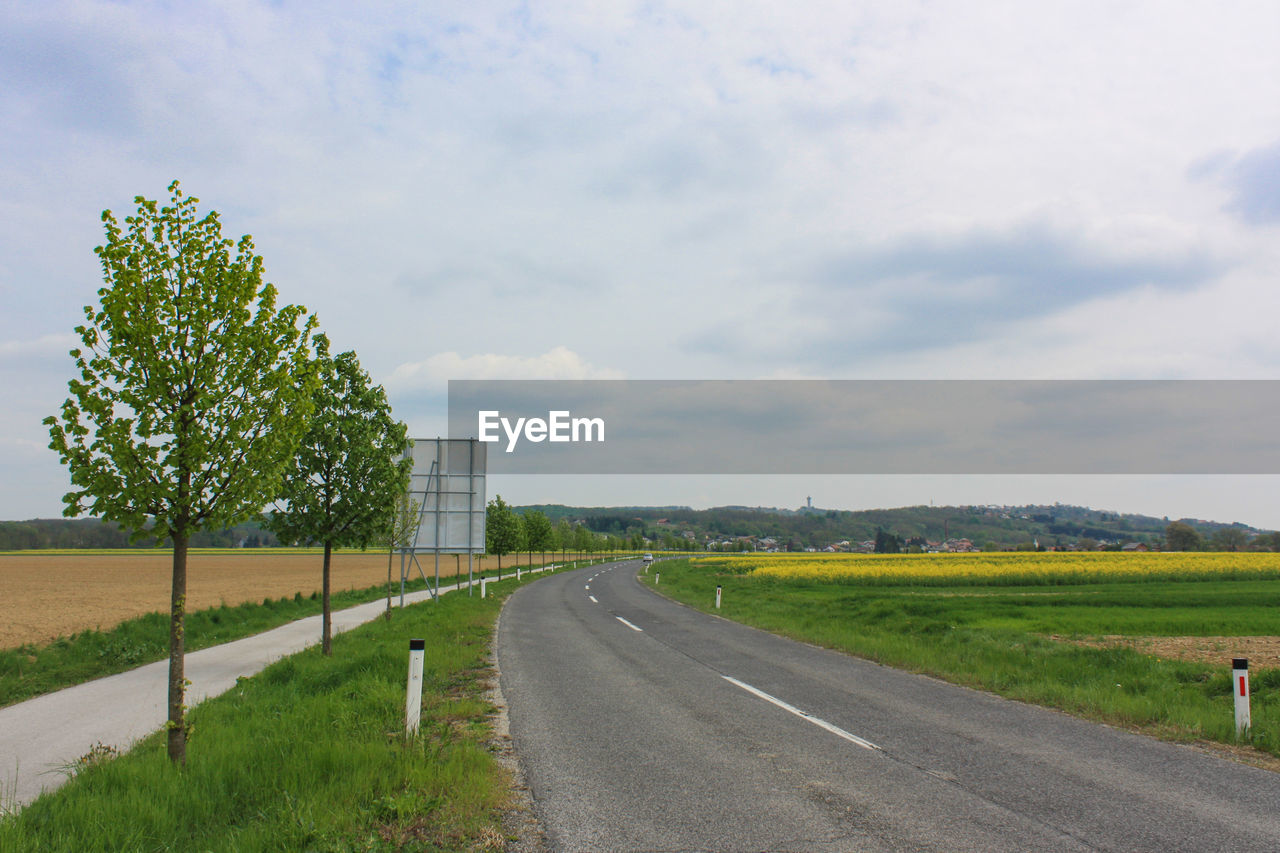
[3,1,1280,526]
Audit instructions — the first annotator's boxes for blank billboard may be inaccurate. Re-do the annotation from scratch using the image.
[404,438,486,554]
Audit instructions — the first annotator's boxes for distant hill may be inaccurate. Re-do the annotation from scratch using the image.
[1,502,1272,552]
[517,504,692,523]
[514,502,1273,553]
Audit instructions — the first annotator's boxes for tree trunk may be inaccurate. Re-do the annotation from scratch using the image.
[167,529,189,764]
[322,540,333,655]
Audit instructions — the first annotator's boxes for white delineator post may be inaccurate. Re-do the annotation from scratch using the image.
[480,576,488,598]
[655,572,660,585]
[1233,657,1251,738]
[517,566,522,580]
[406,638,425,735]
[716,585,722,609]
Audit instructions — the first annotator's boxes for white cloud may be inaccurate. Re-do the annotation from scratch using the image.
[0,435,47,453]
[4,1,1280,521]
[385,346,623,390]
[0,333,78,360]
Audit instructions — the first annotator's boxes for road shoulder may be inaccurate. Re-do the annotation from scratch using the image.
[487,597,549,853]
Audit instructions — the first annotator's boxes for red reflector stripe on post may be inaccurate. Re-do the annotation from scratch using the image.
[1240,676,1248,696]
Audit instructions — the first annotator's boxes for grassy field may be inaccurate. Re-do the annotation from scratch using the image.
[650,553,1280,759]
[0,564,578,850]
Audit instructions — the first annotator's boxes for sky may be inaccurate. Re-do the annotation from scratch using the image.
[3,1,1280,527]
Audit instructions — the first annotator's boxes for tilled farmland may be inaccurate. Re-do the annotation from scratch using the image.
[0,550,559,649]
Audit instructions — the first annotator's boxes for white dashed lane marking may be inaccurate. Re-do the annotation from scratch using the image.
[721,676,879,751]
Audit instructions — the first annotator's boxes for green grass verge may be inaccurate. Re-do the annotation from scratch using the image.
[0,562,607,851]
[649,558,1280,757]
[1,557,592,709]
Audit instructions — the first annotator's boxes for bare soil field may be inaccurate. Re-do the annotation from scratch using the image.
[0,550,569,650]
[1052,634,1280,669]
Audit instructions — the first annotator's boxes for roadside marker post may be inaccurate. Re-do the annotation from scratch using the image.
[716,585,722,609]
[655,572,660,585]
[518,566,522,580]
[1233,658,1251,738]
[481,577,488,599]
[406,638,425,735]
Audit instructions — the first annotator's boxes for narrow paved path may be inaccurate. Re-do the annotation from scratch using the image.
[1,566,552,811]
[497,559,1280,852]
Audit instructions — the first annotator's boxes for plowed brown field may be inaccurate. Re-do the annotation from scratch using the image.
[0,550,561,650]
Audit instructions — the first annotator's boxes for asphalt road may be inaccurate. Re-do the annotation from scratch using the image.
[497,559,1280,852]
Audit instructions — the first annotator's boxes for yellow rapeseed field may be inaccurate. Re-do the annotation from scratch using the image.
[692,551,1280,585]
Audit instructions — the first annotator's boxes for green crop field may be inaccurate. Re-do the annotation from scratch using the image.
[649,554,1280,761]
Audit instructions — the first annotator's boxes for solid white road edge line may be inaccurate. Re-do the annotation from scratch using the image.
[721,675,880,751]
[616,616,644,632]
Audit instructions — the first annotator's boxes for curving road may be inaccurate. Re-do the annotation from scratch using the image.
[497,559,1280,852]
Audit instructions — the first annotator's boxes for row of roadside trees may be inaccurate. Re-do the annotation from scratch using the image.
[44,183,411,764]
[485,496,638,569]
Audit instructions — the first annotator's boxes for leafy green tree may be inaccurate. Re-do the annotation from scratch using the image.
[268,335,410,654]
[574,524,595,560]
[1165,521,1203,552]
[874,528,901,554]
[545,522,562,563]
[486,495,523,572]
[522,509,553,567]
[45,182,317,764]
[1252,531,1280,552]
[1209,527,1249,552]
[555,518,574,562]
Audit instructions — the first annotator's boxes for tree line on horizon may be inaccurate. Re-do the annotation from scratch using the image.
[0,516,281,550]
[515,502,1276,554]
[8,502,1276,555]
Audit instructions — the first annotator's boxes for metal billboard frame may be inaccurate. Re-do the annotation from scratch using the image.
[398,438,487,604]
